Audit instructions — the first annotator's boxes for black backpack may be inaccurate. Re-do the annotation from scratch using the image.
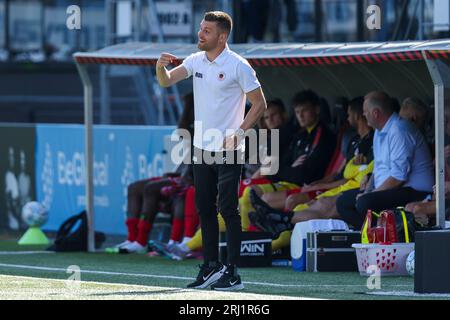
[47,211,105,252]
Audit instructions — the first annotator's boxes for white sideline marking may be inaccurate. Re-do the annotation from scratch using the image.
[366,291,450,298]
[0,263,412,288]
[0,263,192,281]
[0,251,55,255]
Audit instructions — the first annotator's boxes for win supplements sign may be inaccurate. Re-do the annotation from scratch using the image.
[36,124,175,235]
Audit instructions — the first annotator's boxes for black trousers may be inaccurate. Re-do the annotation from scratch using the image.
[192,148,243,266]
[336,187,430,229]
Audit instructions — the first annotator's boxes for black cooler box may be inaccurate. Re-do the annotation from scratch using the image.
[219,232,272,267]
[306,231,360,272]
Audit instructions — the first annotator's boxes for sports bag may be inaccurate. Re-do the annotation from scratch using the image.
[361,207,415,244]
[47,211,105,252]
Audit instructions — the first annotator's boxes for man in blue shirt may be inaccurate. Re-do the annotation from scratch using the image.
[336,91,434,229]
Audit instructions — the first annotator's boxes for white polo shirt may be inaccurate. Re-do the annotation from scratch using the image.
[181,45,261,151]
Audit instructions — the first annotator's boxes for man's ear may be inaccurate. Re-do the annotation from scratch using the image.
[373,108,379,118]
[219,32,228,44]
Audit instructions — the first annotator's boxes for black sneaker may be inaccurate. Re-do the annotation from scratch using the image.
[248,211,290,239]
[187,263,225,289]
[248,211,279,237]
[211,266,244,291]
[249,188,275,215]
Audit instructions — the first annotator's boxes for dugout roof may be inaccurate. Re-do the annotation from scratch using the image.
[74,39,450,105]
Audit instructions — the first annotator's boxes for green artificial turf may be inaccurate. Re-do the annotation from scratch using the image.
[0,240,435,300]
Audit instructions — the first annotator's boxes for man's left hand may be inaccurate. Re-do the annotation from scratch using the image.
[223,134,239,150]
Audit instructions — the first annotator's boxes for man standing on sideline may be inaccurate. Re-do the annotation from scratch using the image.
[156,11,266,291]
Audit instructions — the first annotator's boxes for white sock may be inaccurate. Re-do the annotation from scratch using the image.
[168,239,176,246]
[181,237,192,245]
[131,241,145,249]
[178,243,190,253]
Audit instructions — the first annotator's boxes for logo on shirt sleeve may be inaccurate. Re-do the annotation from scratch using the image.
[195,72,203,78]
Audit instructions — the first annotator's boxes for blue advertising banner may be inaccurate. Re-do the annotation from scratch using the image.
[35,124,176,235]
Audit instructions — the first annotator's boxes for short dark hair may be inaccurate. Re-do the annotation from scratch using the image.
[267,98,285,114]
[348,96,364,116]
[204,11,232,35]
[292,90,321,109]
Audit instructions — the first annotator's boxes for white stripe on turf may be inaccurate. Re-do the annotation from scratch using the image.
[0,251,55,255]
[366,291,450,298]
[0,263,412,288]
